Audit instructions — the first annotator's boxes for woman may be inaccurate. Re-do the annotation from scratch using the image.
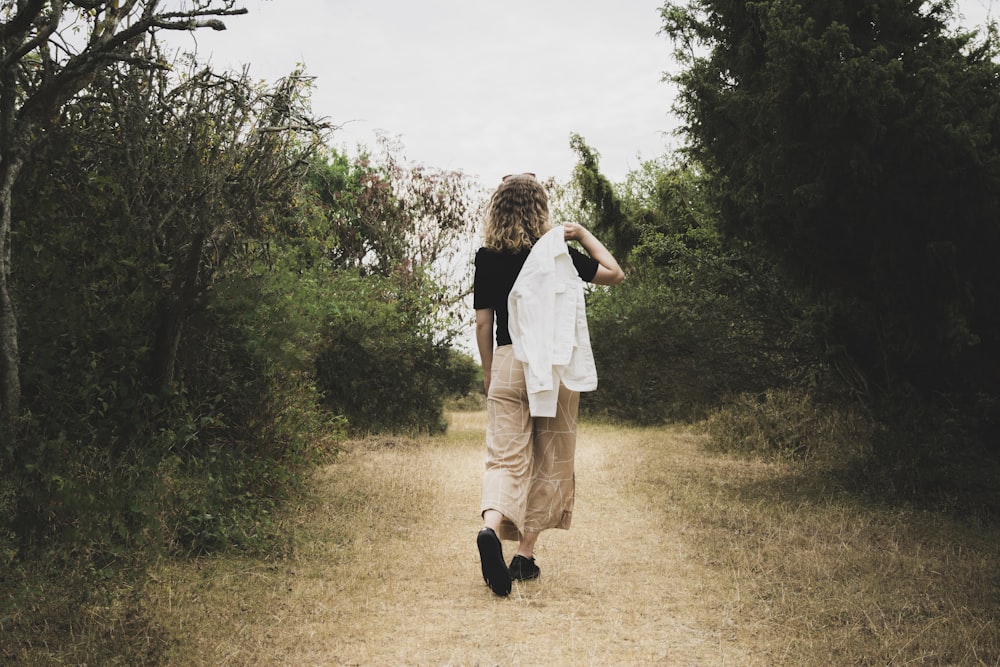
[473,172,624,597]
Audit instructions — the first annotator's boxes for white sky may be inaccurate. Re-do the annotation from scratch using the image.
[163,0,996,185]
[164,0,680,184]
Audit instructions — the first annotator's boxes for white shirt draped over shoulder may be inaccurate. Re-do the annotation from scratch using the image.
[508,226,598,417]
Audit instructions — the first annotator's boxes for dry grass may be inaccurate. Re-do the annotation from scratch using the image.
[144,411,1000,666]
[1,566,164,666]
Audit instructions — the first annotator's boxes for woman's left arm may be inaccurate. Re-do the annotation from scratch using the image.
[563,223,625,286]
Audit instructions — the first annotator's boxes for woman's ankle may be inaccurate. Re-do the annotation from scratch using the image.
[481,509,503,533]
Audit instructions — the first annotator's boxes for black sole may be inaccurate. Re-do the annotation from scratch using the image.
[477,528,512,597]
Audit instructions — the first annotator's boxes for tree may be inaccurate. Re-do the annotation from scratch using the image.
[303,137,478,344]
[5,53,327,552]
[298,139,481,433]
[128,65,325,393]
[0,0,246,424]
[569,133,639,263]
[661,1,1000,430]
[569,137,812,422]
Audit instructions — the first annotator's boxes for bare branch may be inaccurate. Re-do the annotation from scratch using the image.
[0,0,49,38]
[15,4,247,124]
[0,1,64,71]
[153,17,229,31]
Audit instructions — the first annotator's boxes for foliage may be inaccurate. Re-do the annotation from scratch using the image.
[0,0,247,423]
[569,134,639,261]
[0,6,483,661]
[661,0,1000,449]
[570,138,814,423]
[314,271,479,434]
[294,140,481,434]
[301,138,480,345]
[4,57,329,560]
[4,53,479,565]
[0,45,355,658]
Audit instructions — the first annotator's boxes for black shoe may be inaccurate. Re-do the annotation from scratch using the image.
[509,554,540,581]
[477,527,512,596]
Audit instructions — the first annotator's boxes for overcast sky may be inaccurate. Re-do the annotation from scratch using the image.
[164,0,997,185]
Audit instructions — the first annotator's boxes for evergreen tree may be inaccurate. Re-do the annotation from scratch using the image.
[662,0,1000,439]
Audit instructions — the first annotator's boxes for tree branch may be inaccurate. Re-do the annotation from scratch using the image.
[0,0,64,71]
[152,17,229,31]
[17,4,247,125]
[0,0,49,39]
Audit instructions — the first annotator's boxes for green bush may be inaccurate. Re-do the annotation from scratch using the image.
[315,271,478,434]
[5,265,339,557]
[583,241,811,424]
[3,61,336,559]
[569,148,816,425]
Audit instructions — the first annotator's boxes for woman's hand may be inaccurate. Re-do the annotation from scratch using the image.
[563,223,625,286]
[562,222,590,242]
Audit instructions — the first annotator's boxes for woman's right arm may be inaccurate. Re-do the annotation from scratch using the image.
[475,308,495,394]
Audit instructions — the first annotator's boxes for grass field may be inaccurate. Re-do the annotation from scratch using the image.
[135,411,999,665]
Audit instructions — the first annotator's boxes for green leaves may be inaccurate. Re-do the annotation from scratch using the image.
[662,0,1000,409]
[567,142,811,423]
[313,270,477,435]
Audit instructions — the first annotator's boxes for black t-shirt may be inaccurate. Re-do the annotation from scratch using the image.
[473,245,600,346]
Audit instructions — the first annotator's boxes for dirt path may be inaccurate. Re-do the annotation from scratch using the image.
[146,411,999,666]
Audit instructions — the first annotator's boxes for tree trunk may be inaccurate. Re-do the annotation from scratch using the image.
[0,48,23,425]
[0,246,19,422]
[149,233,206,393]
[0,151,24,424]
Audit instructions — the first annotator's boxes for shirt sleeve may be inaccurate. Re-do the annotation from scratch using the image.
[473,249,496,309]
[569,246,600,283]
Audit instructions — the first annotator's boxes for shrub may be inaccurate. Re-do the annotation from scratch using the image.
[583,251,809,424]
[569,148,816,425]
[703,388,873,462]
[314,271,478,434]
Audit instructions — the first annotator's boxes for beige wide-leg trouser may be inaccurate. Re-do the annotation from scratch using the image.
[481,345,580,542]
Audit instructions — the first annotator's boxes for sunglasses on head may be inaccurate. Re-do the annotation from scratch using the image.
[502,173,537,182]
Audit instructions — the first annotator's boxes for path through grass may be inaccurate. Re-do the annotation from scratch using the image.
[146,412,999,665]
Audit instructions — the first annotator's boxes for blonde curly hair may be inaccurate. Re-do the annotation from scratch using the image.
[483,174,551,252]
